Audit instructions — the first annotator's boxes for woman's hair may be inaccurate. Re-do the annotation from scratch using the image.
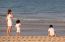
[49,25,53,28]
[16,20,20,24]
[8,9,12,14]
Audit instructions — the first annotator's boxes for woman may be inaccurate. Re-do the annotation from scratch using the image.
[6,9,13,36]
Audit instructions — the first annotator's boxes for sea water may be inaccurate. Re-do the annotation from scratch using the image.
[0,0,65,36]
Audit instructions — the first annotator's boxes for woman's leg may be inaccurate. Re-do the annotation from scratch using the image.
[9,26,12,36]
[7,26,12,36]
[7,26,9,35]
[9,26,12,33]
[7,26,10,36]
[16,32,20,36]
[16,32,18,36]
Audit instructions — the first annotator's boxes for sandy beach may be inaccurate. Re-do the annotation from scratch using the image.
[0,36,65,42]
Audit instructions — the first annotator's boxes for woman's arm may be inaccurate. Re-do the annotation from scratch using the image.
[11,14,14,18]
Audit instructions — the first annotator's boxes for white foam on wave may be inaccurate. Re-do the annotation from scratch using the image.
[23,19,40,21]
[13,17,65,22]
[13,17,41,21]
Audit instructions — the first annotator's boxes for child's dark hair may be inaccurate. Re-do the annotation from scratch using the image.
[8,9,12,14]
[49,25,53,28]
[16,20,20,24]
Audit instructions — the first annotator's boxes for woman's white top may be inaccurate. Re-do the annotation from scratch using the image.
[15,23,21,33]
[48,27,55,36]
[7,14,13,26]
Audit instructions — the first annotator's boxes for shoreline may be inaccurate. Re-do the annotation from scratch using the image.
[0,17,65,36]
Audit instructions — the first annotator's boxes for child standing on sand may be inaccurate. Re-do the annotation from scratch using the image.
[15,20,21,36]
[48,25,56,37]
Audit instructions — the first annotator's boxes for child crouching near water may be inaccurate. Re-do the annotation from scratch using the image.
[48,25,56,37]
[15,19,21,36]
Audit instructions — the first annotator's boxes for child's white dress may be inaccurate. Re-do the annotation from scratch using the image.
[7,14,13,26]
[48,27,55,36]
[15,23,21,33]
